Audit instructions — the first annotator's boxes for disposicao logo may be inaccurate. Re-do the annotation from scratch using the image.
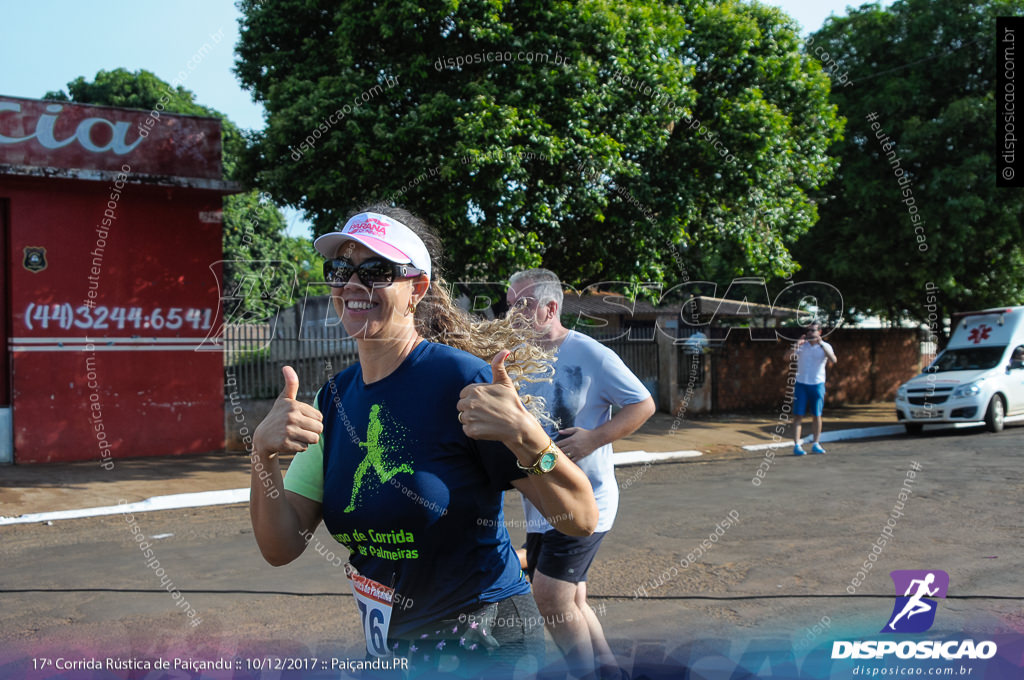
[831,569,998,661]
[882,569,948,633]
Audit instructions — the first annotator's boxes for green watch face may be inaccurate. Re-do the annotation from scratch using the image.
[537,451,558,473]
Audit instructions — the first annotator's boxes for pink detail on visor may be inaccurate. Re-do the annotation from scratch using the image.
[345,233,412,264]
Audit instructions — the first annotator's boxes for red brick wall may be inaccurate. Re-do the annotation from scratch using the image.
[711,329,922,411]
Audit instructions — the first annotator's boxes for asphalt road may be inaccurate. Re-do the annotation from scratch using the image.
[2,426,1022,679]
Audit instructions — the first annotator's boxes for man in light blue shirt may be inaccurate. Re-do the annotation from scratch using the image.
[507,268,655,679]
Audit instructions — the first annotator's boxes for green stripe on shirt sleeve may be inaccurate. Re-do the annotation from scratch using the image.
[282,388,325,503]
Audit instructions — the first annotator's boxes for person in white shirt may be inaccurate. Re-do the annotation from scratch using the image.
[507,268,655,680]
[789,322,838,455]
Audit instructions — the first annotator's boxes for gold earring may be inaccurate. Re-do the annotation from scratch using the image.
[408,301,417,315]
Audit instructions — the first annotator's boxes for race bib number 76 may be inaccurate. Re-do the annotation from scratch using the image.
[345,563,395,657]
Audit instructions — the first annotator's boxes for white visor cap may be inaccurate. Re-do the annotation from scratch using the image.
[313,212,431,281]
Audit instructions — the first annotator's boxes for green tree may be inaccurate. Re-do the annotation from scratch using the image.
[221,190,315,322]
[235,0,842,289]
[792,0,1024,334]
[46,68,316,321]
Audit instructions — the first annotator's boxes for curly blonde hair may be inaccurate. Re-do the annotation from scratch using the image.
[354,204,555,422]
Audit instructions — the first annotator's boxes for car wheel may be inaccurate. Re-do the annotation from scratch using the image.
[904,423,923,435]
[985,395,1005,433]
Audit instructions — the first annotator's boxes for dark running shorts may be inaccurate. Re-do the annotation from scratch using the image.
[524,529,607,584]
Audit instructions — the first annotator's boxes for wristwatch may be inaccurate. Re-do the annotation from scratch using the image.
[517,439,560,475]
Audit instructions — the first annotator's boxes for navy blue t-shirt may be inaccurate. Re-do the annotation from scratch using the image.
[309,341,530,636]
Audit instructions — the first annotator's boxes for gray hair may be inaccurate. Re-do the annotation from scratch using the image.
[509,268,564,310]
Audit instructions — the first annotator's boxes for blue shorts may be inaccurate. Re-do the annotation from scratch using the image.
[794,382,826,416]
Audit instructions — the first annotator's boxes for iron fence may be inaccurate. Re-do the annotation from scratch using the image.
[224,324,663,402]
[223,323,358,400]
[576,327,660,387]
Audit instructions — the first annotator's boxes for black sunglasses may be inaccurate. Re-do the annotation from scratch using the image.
[323,257,423,288]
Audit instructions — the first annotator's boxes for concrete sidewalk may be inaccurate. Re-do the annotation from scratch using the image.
[622,401,897,455]
[0,402,899,518]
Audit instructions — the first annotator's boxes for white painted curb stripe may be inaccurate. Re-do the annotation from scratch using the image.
[743,424,911,451]
[743,415,1024,451]
[12,345,216,352]
[0,488,249,526]
[1,451,704,525]
[614,450,703,465]
[11,337,212,344]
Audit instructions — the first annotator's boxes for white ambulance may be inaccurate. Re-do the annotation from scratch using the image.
[895,306,1024,434]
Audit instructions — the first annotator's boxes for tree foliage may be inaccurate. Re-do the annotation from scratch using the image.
[235,0,842,289]
[793,0,1024,333]
[45,68,316,321]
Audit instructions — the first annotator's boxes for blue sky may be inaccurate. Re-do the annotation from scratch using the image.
[0,0,887,236]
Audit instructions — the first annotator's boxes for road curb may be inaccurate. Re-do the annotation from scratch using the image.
[1,451,706,525]
[742,424,907,451]
[0,489,249,526]
[613,450,703,465]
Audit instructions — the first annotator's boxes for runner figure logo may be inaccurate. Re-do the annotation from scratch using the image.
[882,570,949,633]
[345,403,414,513]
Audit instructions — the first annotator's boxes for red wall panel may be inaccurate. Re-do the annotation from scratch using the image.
[6,177,226,463]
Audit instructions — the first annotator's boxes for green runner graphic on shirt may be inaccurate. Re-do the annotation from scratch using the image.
[344,404,414,512]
